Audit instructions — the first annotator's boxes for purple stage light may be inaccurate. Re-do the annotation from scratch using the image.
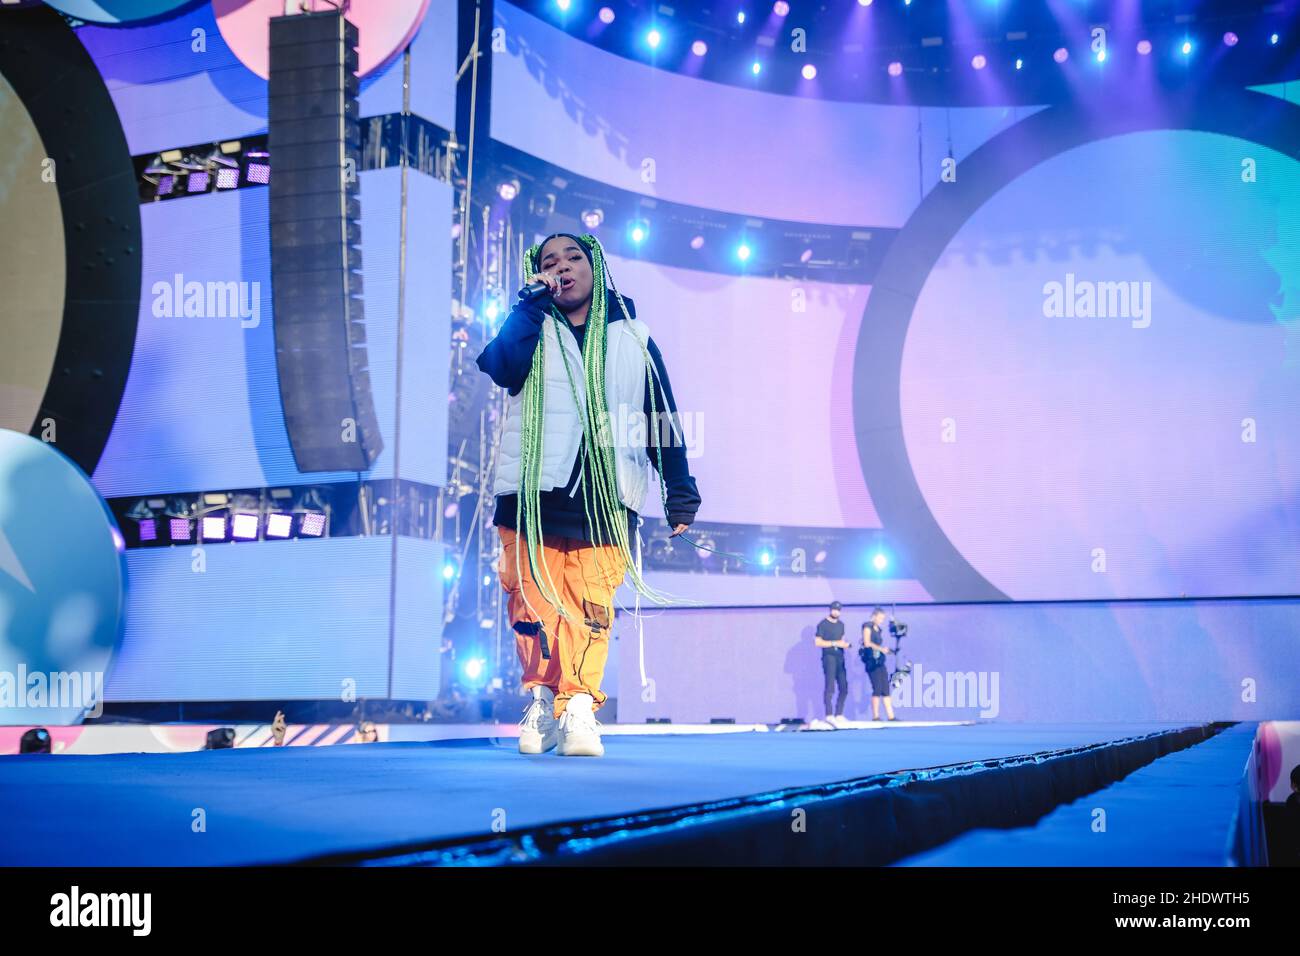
[265,513,293,538]
[216,167,239,189]
[1053,47,1069,63]
[201,515,226,540]
[690,235,704,249]
[246,163,270,184]
[801,63,817,79]
[971,54,987,70]
[169,518,192,541]
[231,513,259,540]
[138,518,157,542]
[773,1,789,16]
[1223,32,1238,47]
[888,61,903,77]
[1137,39,1152,55]
[598,6,614,24]
[301,513,326,537]
[156,175,175,196]
[186,171,210,193]
[692,40,707,56]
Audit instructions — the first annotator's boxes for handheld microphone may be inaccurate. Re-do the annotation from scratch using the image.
[518,279,553,301]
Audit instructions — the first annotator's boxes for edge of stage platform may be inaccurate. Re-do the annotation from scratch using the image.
[0,719,973,755]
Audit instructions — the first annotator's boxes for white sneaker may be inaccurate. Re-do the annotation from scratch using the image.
[828,714,849,729]
[518,686,558,755]
[556,693,604,757]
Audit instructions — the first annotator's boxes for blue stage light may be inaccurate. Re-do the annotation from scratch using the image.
[629,221,648,243]
[736,243,751,261]
[871,552,889,572]
[759,550,773,567]
[752,60,762,75]
[1180,40,1193,56]
[442,560,458,580]
[484,301,499,322]
[464,658,485,681]
[556,0,570,11]
[647,29,661,49]
[1015,58,1023,70]
[737,11,745,24]
[1270,33,1279,45]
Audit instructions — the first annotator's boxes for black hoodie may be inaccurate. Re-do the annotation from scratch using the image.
[476,290,702,542]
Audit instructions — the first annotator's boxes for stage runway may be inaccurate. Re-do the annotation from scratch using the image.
[0,722,1227,866]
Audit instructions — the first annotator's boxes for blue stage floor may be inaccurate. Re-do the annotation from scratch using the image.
[0,722,1203,866]
[897,721,1257,866]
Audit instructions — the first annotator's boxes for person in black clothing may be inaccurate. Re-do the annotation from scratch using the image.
[814,601,851,725]
[861,607,897,721]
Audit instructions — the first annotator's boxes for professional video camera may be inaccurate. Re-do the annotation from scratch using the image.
[886,607,914,691]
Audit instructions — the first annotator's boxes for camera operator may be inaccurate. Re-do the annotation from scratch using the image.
[860,607,898,721]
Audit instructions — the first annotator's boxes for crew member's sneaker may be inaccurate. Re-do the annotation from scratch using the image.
[557,693,604,756]
[831,714,853,729]
[518,686,558,755]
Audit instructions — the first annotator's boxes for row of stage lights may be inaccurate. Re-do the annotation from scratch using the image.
[142,141,270,201]
[124,492,329,547]
[550,1,1286,80]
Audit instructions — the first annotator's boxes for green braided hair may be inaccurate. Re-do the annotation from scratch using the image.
[513,233,688,622]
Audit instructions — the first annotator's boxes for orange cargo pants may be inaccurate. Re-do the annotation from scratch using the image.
[498,527,627,718]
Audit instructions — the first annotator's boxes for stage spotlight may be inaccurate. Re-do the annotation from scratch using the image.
[556,0,570,11]
[231,513,260,540]
[1137,39,1152,55]
[300,512,327,537]
[1270,33,1279,45]
[858,0,872,6]
[265,513,293,538]
[497,179,519,200]
[186,171,210,193]
[773,2,789,16]
[692,40,707,57]
[215,167,239,190]
[888,61,903,76]
[138,518,157,542]
[751,61,762,75]
[169,517,192,542]
[758,550,773,567]
[442,560,459,580]
[971,54,987,70]
[737,11,745,24]
[801,63,816,79]
[646,29,661,49]
[736,243,751,261]
[156,175,176,197]
[598,7,614,24]
[800,247,813,262]
[201,515,227,541]
[690,235,704,249]
[245,164,269,185]
[1223,32,1238,47]
[629,221,648,243]
[1015,58,1023,70]
[1053,47,1069,63]
[872,552,889,572]
[482,574,492,586]
[581,207,604,228]
[813,550,827,563]
[20,728,51,754]
[484,300,500,323]
[1180,40,1193,56]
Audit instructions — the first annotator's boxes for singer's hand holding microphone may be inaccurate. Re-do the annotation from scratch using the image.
[519,271,564,301]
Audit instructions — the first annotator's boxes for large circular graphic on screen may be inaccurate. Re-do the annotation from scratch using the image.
[0,5,142,476]
[213,0,431,79]
[855,89,1300,602]
[41,0,198,24]
[0,431,126,725]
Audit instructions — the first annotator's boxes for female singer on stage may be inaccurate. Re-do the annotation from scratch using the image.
[476,233,701,757]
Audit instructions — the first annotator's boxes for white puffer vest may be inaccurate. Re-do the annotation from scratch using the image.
[494,314,652,513]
